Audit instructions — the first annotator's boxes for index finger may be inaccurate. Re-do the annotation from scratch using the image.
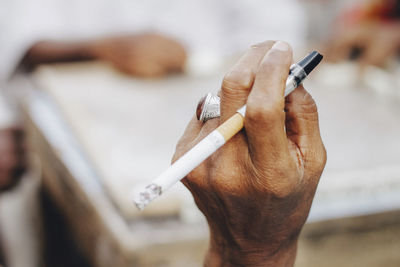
[220,41,276,122]
[245,41,293,169]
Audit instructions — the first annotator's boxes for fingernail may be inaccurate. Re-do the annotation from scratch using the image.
[271,41,290,52]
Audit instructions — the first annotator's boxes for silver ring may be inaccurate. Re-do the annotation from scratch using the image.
[196,93,220,122]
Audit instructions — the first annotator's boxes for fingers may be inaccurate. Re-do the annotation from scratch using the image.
[245,41,293,168]
[173,115,203,163]
[285,86,326,180]
[220,41,275,122]
[285,86,322,146]
[173,114,219,188]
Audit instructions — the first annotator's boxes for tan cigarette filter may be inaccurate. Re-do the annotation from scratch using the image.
[216,113,244,141]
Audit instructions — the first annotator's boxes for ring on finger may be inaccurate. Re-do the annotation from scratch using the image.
[196,93,220,122]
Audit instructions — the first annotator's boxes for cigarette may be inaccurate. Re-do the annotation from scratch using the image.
[133,51,323,210]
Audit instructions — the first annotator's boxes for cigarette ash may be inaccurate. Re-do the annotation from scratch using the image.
[133,183,162,210]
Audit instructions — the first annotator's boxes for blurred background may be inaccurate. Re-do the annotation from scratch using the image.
[0,0,400,266]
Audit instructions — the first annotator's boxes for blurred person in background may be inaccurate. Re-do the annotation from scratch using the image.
[0,1,307,192]
[0,0,306,187]
[0,0,305,81]
[324,0,400,67]
[0,0,308,266]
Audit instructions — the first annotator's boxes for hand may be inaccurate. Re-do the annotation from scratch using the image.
[324,21,400,67]
[0,127,26,192]
[173,41,326,266]
[91,33,187,77]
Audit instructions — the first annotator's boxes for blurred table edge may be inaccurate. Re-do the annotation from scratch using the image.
[19,75,209,267]
[9,71,400,267]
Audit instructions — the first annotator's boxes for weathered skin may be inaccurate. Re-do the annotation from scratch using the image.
[173,41,327,267]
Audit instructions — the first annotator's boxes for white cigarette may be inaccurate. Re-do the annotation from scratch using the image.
[132,51,323,210]
[132,76,295,210]
[133,111,244,210]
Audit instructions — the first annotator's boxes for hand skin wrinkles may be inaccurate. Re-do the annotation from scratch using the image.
[174,41,326,267]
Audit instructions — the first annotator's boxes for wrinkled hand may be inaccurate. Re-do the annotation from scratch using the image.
[173,41,326,266]
[324,21,400,67]
[92,33,187,77]
[0,127,26,192]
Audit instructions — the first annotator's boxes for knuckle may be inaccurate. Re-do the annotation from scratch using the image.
[286,91,319,122]
[269,172,299,198]
[301,93,318,114]
[269,184,294,199]
[251,160,298,198]
[246,100,284,123]
[258,175,296,199]
[308,143,327,177]
[259,58,287,74]
[222,68,254,93]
